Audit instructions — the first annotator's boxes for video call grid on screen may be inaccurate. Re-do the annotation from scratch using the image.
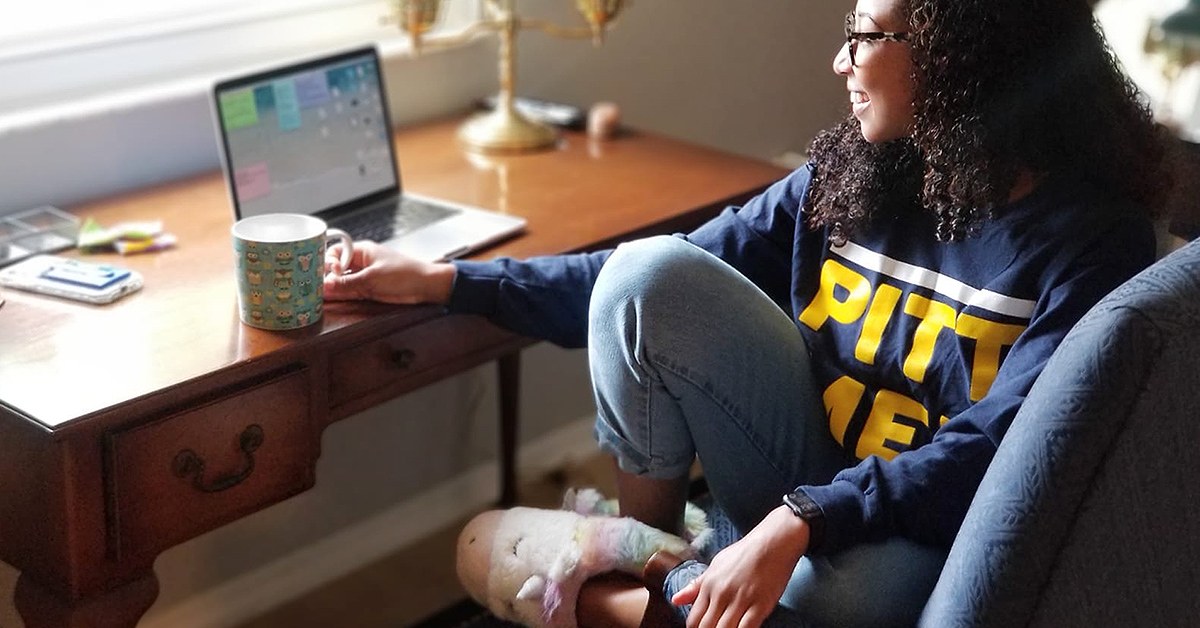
[216,50,397,218]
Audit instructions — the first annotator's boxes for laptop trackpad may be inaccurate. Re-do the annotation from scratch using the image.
[383,210,523,262]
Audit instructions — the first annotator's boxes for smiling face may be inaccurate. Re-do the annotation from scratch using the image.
[834,0,916,142]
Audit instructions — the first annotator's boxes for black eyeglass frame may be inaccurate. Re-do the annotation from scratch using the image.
[844,12,910,66]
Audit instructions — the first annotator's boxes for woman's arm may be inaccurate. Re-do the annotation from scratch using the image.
[327,165,815,347]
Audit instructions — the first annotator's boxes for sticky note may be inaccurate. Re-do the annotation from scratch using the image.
[235,162,271,202]
[273,80,302,131]
[220,90,259,131]
[295,71,331,109]
[254,85,275,112]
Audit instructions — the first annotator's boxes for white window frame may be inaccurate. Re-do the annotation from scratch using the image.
[0,0,480,131]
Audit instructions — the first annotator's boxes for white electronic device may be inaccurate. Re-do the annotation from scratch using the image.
[0,255,143,304]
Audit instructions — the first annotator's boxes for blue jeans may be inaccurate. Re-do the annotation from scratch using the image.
[588,236,947,628]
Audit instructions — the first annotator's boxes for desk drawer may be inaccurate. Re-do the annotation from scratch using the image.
[107,369,316,560]
[330,316,513,408]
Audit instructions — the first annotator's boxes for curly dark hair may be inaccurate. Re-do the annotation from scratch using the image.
[805,0,1172,243]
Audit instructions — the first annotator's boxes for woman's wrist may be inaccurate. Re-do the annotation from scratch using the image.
[767,504,811,560]
[424,262,457,305]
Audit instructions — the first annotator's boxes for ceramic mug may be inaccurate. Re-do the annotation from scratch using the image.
[232,213,352,330]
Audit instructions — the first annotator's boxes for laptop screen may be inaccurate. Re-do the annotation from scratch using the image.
[214,47,398,219]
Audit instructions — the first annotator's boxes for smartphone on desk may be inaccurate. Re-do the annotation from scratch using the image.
[0,255,143,304]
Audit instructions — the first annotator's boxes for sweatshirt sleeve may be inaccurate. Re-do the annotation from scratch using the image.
[446,165,811,348]
[796,212,1156,555]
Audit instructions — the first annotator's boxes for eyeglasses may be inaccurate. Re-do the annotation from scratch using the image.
[844,11,910,66]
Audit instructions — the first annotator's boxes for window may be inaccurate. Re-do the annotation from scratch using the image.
[1096,0,1198,133]
[0,0,479,124]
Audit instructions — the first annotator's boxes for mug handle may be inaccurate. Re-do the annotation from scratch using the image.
[326,228,354,273]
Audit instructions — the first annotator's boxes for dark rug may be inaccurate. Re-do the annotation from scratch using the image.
[409,478,711,628]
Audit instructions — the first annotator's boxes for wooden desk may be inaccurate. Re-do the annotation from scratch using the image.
[0,117,786,627]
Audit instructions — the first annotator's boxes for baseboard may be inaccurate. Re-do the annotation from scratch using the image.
[140,417,598,628]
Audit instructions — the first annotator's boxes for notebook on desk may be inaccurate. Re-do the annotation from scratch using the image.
[212,46,525,262]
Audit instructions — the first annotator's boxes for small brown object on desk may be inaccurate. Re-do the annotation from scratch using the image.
[0,116,787,628]
[588,101,622,140]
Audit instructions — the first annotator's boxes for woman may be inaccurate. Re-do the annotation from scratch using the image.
[325,0,1170,626]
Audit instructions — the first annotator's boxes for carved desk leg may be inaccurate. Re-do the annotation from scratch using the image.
[15,572,159,628]
[498,351,521,507]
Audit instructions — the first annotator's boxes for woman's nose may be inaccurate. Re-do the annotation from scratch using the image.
[833,42,852,76]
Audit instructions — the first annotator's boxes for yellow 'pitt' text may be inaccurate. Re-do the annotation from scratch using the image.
[798,259,1026,459]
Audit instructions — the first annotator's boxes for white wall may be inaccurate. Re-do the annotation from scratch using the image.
[515,0,849,161]
[0,3,853,627]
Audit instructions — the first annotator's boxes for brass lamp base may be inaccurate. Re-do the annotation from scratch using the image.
[458,106,558,153]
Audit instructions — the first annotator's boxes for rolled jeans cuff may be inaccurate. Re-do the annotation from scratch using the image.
[662,560,708,624]
[593,418,694,480]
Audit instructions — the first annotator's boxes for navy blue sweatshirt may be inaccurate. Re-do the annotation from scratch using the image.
[448,163,1155,554]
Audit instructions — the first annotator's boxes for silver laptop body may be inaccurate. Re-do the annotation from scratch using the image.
[212,45,525,262]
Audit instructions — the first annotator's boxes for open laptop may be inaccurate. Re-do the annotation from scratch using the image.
[212,46,525,262]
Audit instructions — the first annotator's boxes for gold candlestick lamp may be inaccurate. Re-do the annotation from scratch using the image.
[387,0,626,153]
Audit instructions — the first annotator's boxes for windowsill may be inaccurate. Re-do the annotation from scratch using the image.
[0,34,496,214]
[0,35,478,135]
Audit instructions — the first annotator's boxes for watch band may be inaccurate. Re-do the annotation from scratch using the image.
[783,490,826,552]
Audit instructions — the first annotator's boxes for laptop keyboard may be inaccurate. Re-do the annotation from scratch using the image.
[338,197,459,243]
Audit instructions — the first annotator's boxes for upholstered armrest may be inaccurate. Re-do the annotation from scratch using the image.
[919,239,1200,628]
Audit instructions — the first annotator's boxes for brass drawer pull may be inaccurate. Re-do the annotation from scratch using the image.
[172,424,264,493]
[391,348,417,370]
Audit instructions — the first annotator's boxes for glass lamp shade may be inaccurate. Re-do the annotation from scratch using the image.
[394,0,441,35]
[576,0,625,28]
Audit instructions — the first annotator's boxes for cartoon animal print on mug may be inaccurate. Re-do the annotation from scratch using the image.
[298,253,314,272]
[250,310,264,324]
[276,310,293,325]
[299,279,313,297]
[297,311,311,326]
[246,250,261,267]
[273,278,293,289]
[276,250,294,267]
[248,271,262,285]
[276,289,292,302]
[250,290,263,305]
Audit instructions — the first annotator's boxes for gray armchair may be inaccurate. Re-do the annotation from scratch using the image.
[919,237,1200,627]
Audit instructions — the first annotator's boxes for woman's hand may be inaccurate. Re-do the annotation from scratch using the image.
[323,241,456,305]
[671,505,809,628]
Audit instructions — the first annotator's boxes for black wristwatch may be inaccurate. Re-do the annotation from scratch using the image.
[782,490,826,552]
